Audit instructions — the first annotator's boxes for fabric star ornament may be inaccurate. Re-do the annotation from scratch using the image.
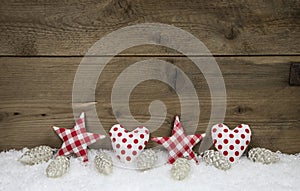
[52,112,105,162]
[152,116,205,164]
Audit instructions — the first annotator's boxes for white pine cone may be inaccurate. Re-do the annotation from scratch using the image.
[19,145,53,165]
[136,149,158,170]
[171,158,191,181]
[202,150,231,170]
[46,156,70,178]
[248,147,280,164]
[94,152,113,175]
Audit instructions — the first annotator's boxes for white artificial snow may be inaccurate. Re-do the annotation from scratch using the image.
[0,149,299,191]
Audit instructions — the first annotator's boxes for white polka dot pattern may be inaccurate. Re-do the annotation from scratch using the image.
[109,124,150,163]
[211,124,251,163]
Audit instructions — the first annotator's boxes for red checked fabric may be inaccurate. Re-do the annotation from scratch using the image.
[52,112,105,162]
[152,116,204,164]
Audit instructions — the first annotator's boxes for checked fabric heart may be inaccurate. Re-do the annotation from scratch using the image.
[109,125,150,163]
[211,123,251,163]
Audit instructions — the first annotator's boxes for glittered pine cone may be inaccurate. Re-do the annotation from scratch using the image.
[19,145,53,165]
[248,147,280,164]
[94,152,113,175]
[171,158,191,181]
[46,156,70,178]
[136,149,158,170]
[202,150,231,170]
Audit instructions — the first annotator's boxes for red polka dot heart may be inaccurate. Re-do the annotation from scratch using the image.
[109,124,150,163]
[211,124,251,163]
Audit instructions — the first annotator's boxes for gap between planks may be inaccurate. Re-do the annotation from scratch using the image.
[1,54,300,58]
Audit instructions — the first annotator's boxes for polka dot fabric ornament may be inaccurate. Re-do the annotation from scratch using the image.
[211,123,251,163]
[109,124,150,163]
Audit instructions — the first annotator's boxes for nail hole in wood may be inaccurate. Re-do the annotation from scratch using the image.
[225,27,238,40]
[289,62,300,86]
[233,105,253,115]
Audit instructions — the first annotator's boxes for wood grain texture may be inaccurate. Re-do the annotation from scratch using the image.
[0,0,299,56]
[0,56,299,153]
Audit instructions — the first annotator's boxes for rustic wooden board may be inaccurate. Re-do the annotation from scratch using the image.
[0,0,299,56]
[0,56,299,153]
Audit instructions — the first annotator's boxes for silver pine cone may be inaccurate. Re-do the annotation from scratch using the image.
[46,156,70,178]
[248,147,280,164]
[136,149,158,170]
[94,152,113,175]
[19,145,53,165]
[171,158,191,181]
[202,150,231,170]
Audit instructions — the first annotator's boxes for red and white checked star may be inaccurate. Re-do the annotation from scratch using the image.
[52,112,105,162]
[152,116,205,164]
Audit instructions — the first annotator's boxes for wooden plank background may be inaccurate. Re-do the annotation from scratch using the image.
[1,0,300,56]
[0,0,299,153]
